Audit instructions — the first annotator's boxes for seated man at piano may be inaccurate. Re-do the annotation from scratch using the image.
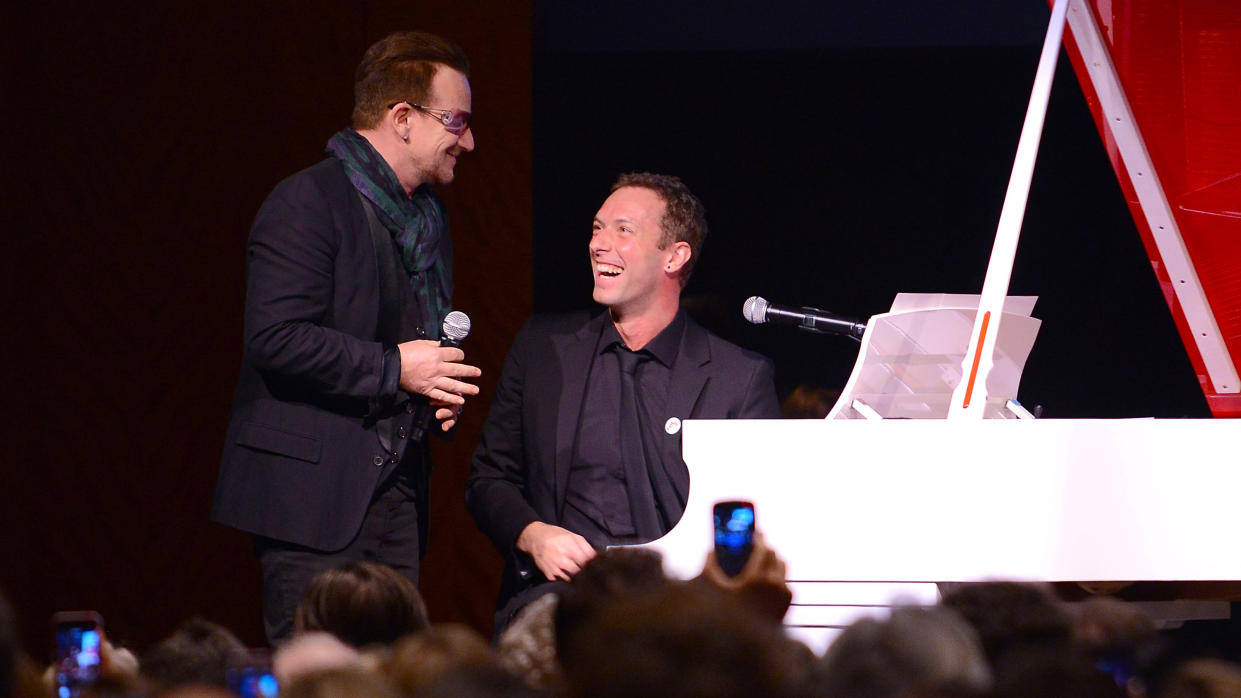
[467,172,781,628]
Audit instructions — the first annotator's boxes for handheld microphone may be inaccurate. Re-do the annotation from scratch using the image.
[412,311,472,440]
[742,296,866,340]
[439,310,471,348]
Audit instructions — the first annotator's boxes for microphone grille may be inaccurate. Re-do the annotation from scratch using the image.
[742,296,769,324]
[441,311,472,342]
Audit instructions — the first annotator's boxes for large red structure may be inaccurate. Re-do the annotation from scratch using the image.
[1061,0,1241,415]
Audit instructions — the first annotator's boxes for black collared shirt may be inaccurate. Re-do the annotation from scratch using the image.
[561,311,687,547]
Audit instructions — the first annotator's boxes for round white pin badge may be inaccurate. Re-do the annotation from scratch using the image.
[664,417,681,435]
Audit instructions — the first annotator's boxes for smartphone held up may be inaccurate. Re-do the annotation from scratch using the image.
[713,500,755,577]
[227,649,279,698]
[52,611,104,698]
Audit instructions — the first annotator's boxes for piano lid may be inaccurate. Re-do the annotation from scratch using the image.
[1059,0,1241,416]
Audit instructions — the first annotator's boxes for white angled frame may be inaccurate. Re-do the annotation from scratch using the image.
[949,0,1070,418]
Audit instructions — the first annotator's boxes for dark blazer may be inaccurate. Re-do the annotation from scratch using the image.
[211,158,429,552]
[466,309,780,608]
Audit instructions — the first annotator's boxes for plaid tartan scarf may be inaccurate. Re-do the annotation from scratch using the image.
[326,128,452,339]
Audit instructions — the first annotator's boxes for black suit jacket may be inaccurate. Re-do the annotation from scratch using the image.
[466,309,780,607]
[211,158,434,552]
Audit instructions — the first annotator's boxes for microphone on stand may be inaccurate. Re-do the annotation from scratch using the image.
[742,296,866,341]
[412,310,472,440]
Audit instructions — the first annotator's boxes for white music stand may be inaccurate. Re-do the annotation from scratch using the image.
[827,294,1042,420]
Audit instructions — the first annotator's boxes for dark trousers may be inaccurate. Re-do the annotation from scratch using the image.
[253,474,420,645]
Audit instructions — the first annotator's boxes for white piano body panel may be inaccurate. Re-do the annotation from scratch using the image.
[640,417,1241,651]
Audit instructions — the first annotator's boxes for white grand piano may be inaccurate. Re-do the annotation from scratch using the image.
[641,0,1241,652]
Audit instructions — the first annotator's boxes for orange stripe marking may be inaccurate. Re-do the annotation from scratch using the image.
[962,311,991,409]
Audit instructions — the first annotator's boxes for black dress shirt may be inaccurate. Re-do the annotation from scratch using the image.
[561,311,687,548]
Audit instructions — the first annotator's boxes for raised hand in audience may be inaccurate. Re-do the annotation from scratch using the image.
[697,530,792,623]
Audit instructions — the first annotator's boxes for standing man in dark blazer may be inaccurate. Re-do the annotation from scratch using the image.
[212,31,482,643]
[467,173,780,629]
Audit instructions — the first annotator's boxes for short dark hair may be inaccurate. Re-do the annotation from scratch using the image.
[385,624,499,696]
[139,618,247,688]
[939,581,1073,665]
[294,561,429,647]
[280,666,403,698]
[554,548,670,670]
[561,582,808,698]
[352,31,470,130]
[811,606,992,698]
[611,173,708,285]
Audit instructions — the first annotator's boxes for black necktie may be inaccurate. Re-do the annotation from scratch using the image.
[616,347,664,540]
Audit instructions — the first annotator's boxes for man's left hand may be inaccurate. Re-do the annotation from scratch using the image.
[432,399,463,432]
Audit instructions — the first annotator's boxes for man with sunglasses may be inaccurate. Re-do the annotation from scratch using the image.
[212,31,481,643]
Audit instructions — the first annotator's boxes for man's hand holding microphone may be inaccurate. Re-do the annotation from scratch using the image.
[398,311,479,432]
